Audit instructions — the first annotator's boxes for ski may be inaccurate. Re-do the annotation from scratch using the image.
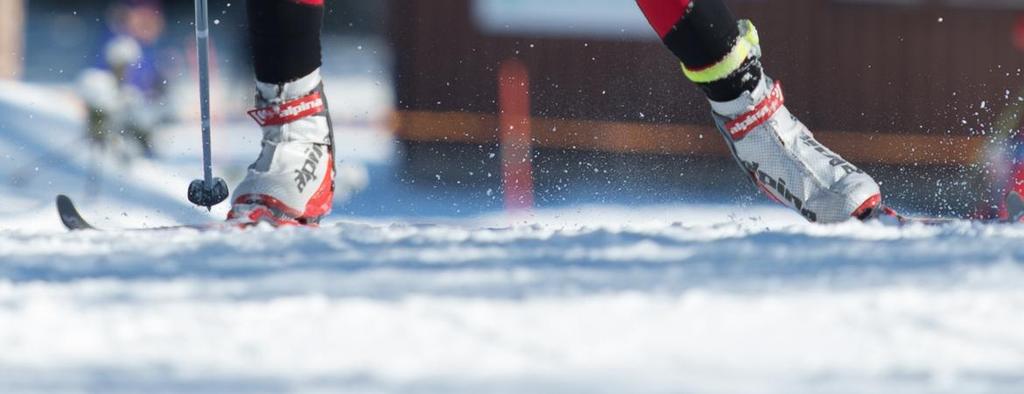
[55,194,320,231]
[1007,192,1024,222]
[56,195,235,232]
[57,192,1024,232]
[881,192,1024,226]
[56,194,96,230]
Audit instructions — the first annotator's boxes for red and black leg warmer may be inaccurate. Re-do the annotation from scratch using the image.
[635,0,761,101]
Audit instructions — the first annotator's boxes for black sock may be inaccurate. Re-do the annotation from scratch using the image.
[697,57,762,102]
[660,0,762,102]
[247,0,323,84]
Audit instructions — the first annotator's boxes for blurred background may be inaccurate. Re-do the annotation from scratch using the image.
[2,0,1024,224]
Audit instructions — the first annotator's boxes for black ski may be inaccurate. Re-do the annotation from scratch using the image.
[879,191,1024,225]
[57,192,1024,231]
[56,194,96,231]
[56,194,225,231]
[1007,192,1024,222]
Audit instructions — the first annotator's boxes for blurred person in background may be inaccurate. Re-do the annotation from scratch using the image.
[978,13,1024,219]
[76,0,170,159]
[78,36,159,159]
[103,0,167,106]
[635,0,892,223]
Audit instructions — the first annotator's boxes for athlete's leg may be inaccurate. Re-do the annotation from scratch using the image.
[229,0,335,225]
[636,0,882,223]
[636,0,759,102]
[247,0,323,84]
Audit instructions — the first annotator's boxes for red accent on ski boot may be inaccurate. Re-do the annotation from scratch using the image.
[246,90,325,127]
[226,205,303,228]
[852,194,883,220]
[301,152,334,220]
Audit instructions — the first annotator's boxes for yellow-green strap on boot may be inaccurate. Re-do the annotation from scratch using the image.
[682,20,760,84]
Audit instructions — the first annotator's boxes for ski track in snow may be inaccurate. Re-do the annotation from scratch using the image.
[2,219,1024,393]
[2,81,1024,393]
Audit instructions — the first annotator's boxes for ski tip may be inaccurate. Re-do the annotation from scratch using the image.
[1007,192,1024,223]
[56,194,95,231]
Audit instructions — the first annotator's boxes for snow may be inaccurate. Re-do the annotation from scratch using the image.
[2,81,1024,393]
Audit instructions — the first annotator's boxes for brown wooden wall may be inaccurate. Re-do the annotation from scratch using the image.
[0,0,25,79]
[388,0,1024,153]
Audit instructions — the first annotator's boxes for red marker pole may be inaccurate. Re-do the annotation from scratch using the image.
[498,59,534,212]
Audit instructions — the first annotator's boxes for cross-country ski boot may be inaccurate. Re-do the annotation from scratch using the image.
[706,21,882,223]
[228,69,335,227]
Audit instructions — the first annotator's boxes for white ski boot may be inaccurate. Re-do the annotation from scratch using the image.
[228,69,335,226]
[710,74,882,223]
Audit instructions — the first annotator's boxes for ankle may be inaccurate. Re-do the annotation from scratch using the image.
[255,68,322,102]
[708,74,772,118]
[684,20,763,102]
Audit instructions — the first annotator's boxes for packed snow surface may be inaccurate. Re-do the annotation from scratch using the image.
[2,82,1023,393]
[3,215,1024,393]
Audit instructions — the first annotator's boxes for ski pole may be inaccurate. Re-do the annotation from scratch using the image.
[187,0,228,210]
